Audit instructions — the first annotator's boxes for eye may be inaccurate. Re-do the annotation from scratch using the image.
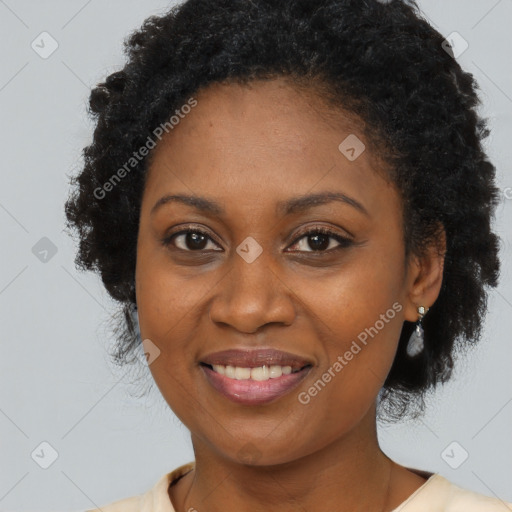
[287,227,353,253]
[162,227,222,252]
[162,225,353,253]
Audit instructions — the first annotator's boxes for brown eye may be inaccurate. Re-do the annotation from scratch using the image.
[288,228,353,253]
[163,229,222,252]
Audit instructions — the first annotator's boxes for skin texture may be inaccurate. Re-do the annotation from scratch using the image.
[135,77,445,512]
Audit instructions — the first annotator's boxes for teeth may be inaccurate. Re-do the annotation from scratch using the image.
[212,364,226,375]
[234,367,251,380]
[251,365,269,381]
[269,365,282,378]
[225,365,236,378]
[209,364,296,380]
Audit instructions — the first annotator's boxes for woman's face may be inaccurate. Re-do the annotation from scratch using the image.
[135,77,418,465]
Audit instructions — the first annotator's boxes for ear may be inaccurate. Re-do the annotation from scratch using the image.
[403,225,446,322]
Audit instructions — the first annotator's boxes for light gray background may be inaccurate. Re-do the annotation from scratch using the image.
[1,1,511,510]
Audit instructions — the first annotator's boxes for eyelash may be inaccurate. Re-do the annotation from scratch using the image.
[161,225,353,254]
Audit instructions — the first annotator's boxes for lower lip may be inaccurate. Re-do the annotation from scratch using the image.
[201,365,311,405]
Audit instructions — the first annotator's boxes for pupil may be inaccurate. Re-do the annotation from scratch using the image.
[309,234,329,251]
[187,232,207,250]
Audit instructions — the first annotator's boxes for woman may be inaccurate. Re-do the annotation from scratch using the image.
[64,0,510,510]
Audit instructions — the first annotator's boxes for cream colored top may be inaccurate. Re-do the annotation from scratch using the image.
[86,462,512,512]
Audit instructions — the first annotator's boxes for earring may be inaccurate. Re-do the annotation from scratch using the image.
[406,305,429,357]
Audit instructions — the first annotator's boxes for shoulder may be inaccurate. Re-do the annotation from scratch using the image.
[395,473,512,512]
[85,461,196,512]
[85,495,142,512]
[443,478,512,512]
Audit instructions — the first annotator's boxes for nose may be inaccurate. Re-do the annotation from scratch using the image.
[208,246,296,334]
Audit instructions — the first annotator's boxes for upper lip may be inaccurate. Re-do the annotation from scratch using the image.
[200,348,313,370]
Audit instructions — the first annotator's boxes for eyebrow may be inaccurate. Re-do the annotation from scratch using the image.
[150,191,369,217]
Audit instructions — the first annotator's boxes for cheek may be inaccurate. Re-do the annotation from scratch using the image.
[135,238,214,344]
[136,278,204,380]
[135,262,204,424]
[297,240,406,400]
[305,237,405,339]
[135,247,196,403]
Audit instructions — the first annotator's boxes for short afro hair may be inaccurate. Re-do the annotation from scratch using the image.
[64,0,501,421]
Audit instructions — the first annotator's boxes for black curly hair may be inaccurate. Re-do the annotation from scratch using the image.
[64,0,501,421]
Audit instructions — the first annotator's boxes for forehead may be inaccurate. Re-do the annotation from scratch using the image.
[149,77,366,164]
[143,77,398,221]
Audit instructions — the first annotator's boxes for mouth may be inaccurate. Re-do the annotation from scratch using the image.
[199,348,313,405]
[200,361,310,379]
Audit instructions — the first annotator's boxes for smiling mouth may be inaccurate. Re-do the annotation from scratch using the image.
[199,362,313,405]
[199,362,311,381]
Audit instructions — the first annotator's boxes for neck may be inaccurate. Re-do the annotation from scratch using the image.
[178,404,396,512]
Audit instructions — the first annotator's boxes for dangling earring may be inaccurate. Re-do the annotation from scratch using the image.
[406,305,429,357]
